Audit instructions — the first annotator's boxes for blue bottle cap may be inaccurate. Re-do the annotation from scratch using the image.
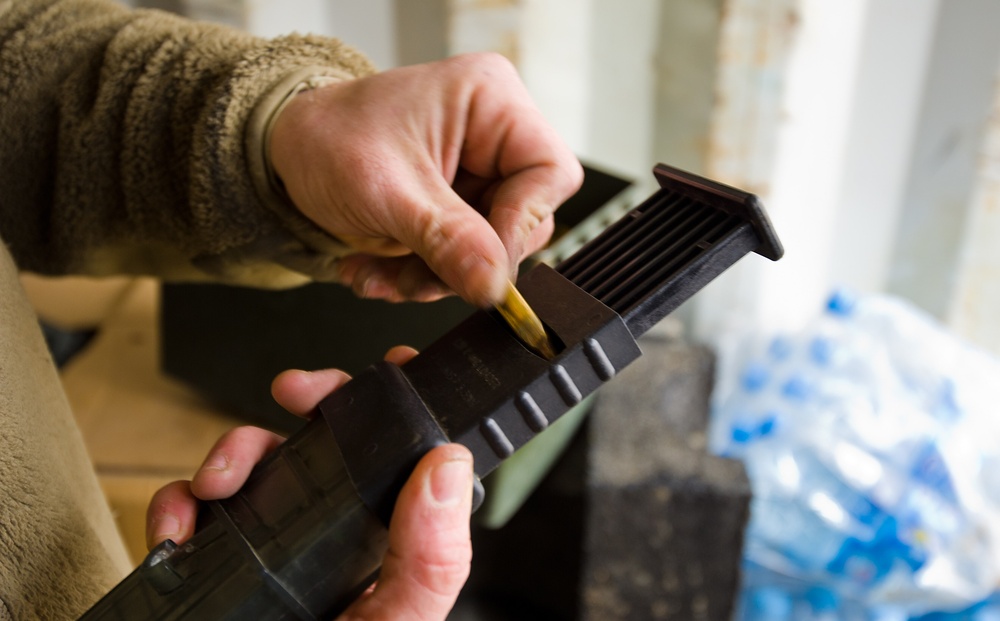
[741,362,770,392]
[826,288,858,317]
[805,586,839,612]
[809,337,835,366]
[769,336,794,361]
[782,375,812,401]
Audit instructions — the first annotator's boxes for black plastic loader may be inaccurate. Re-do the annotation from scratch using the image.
[81,164,782,620]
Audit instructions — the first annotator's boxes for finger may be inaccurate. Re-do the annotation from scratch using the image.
[372,189,555,302]
[486,163,580,267]
[386,178,511,308]
[452,55,583,267]
[339,444,473,621]
[189,426,285,501]
[522,214,556,260]
[271,368,353,416]
[146,480,198,550]
[387,81,580,297]
[383,345,418,366]
[451,168,496,215]
[343,254,454,303]
[394,258,455,302]
[456,179,554,264]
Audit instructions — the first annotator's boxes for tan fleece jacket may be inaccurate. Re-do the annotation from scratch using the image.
[1,0,376,286]
[0,0,375,617]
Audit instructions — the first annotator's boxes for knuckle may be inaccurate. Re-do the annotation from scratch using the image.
[415,208,471,269]
[564,158,585,193]
[231,425,260,438]
[477,51,517,73]
[451,51,519,81]
[150,480,188,504]
[415,207,447,256]
[212,426,254,454]
[393,545,473,600]
[517,203,548,240]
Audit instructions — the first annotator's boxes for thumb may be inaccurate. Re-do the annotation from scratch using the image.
[391,179,510,307]
[340,444,474,621]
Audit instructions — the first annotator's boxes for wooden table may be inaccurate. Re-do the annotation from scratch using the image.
[28,276,245,564]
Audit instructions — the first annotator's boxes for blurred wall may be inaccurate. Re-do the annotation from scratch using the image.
[132,0,1000,356]
[692,0,1000,356]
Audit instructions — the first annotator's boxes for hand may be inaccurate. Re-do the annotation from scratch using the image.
[269,52,584,307]
[146,347,474,620]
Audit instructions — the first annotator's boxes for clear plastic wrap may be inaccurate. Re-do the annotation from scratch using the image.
[712,289,1000,620]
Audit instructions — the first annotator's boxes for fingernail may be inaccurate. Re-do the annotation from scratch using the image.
[358,272,392,299]
[430,458,472,507]
[152,513,180,543]
[418,282,454,301]
[334,260,354,286]
[203,452,229,472]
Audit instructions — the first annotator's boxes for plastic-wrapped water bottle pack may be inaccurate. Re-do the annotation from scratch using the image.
[710,290,1000,620]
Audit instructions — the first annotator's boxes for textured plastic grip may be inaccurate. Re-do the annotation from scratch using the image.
[403,264,642,478]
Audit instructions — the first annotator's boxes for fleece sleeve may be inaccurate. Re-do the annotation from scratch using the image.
[0,0,376,287]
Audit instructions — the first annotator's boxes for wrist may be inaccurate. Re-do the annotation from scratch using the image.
[263,74,345,198]
[245,66,350,207]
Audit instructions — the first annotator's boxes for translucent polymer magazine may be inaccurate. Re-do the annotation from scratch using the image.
[81,164,783,621]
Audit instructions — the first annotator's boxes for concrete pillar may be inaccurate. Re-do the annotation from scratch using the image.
[691,0,947,345]
[947,73,1000,356]
[888,0,1000,325]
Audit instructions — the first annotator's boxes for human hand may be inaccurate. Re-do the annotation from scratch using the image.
[146,346,474,620]
[269,52,583,307]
